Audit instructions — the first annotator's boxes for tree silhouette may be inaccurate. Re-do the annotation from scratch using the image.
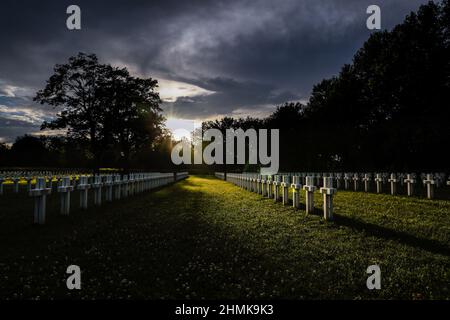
[34,53,164,169]
[9,135,49,167]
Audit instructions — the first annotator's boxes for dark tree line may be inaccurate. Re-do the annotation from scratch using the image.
[202,0,450,172]
[0,134,175,170]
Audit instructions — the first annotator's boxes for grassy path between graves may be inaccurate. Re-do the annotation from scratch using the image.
[0,175,449,299]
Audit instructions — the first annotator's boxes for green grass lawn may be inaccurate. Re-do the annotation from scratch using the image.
[0,175,449,299]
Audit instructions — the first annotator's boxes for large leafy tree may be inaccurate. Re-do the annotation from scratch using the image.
[97,65,164,168]
[34,53,164,169]
[35,53,106,163]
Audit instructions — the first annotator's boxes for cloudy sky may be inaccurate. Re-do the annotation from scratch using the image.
[0,0,434,142]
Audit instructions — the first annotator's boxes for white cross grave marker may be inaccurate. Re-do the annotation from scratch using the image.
[267,175,273,199]
[363,173,371,192]
[58,176,74,215]
[344,173,351,190]
[375,174,383,194]
[261,175,267,197]
[303,176,317,214]
[77,176,90,209]
[291,175,302,209]
[404,174,415,196]
[353,173,360,191]
[320,177,337,220]
[281,175,290,206]
[29,177,52,224]
[336,173,342,189]
[423,174,435,199]
[273,175,281,202]
[388,173,398,195]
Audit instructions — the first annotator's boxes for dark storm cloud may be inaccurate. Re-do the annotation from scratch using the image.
[0,0,436,141]
[0,117,39,143]
[163,77,304,119]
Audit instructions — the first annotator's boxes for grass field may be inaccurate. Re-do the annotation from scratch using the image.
[0,175,449,299]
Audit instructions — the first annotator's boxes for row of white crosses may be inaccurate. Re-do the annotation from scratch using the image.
[225,173,337,220]
[222,171,450,218]
[0,170,90,195]
[27,172,188,224]
[360,172,445,199]
[272,172,449,200]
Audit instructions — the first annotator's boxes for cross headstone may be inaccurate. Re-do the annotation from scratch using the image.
[29,177,52,224]
[77,176,90,209]
[256,175,261,195]
[267,176,273,199]
[388,173,398,195]
[58,176,74,215]
[423,174,435,199]
[335,173,342,189]
[281,175,290,206]
[353,173,360,191]
[320,177,337,220]
[375,174,383,194]
[273,175,281,202]
[362,173,371,192]
[260,175,267,197]
[303,176,317,214]
[291,176,302,209]
[344,173,351,190]
[404,174,415,196]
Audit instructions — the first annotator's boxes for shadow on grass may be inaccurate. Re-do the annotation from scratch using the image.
[333,213,450,257]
